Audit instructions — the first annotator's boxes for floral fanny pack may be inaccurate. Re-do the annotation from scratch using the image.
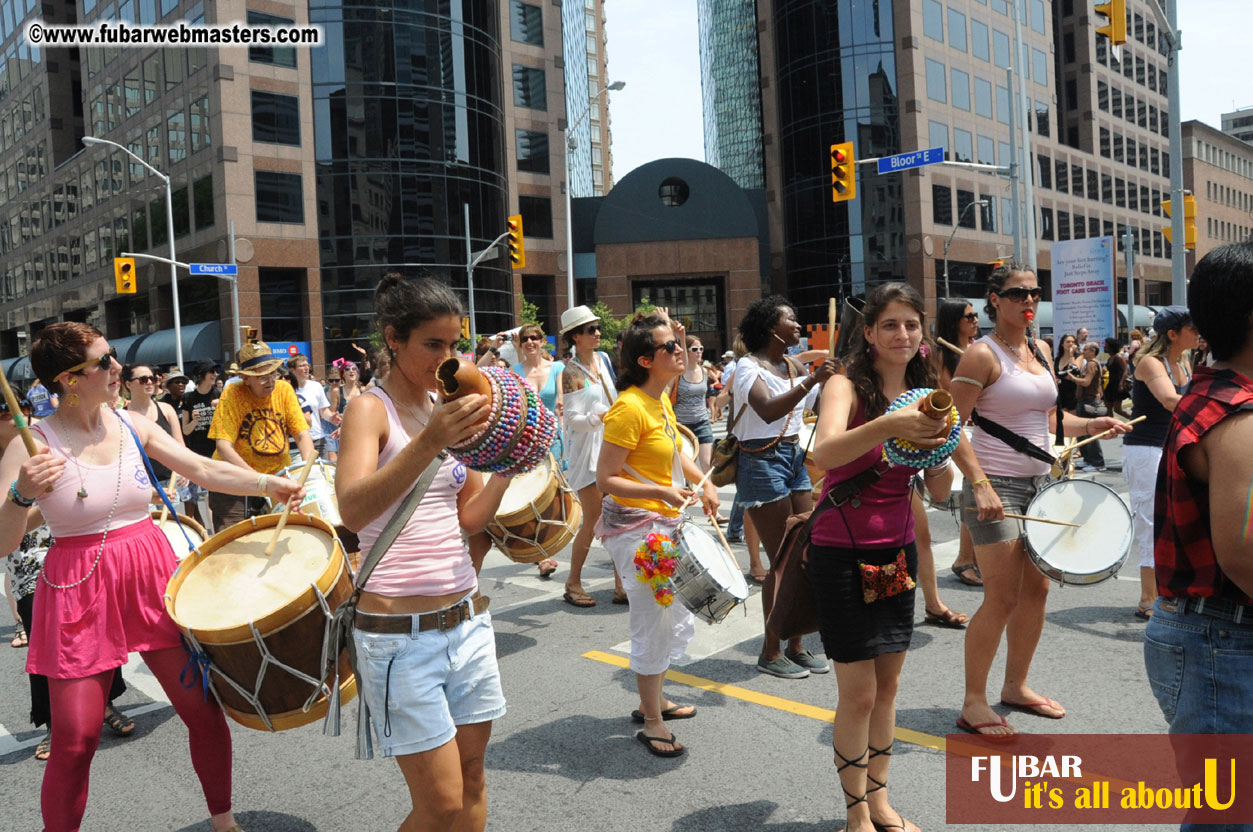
[858,550,916,604]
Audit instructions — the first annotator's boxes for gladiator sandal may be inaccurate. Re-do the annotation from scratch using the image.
[866,742,893,795]
[833,746,870,812]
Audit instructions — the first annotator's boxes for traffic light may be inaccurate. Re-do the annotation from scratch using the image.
[830,142,856,203]
[507,214,525,268]
[1094,0,1127,46]
[1161,195,1197,251]
[461,316,471,340]
[113,257,136,294]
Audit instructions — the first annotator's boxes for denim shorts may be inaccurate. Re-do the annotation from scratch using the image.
[682,419,714,446]
[736,436,811,508]
[960,474,1050,546]
[353,596,507,758]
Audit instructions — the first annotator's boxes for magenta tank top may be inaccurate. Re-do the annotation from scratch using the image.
[811,404,916,549]
[355,387,476,598]
[969,334,1057,477]
[32,410,154,539]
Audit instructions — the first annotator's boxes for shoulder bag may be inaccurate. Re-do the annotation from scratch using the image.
[710,358,799,487]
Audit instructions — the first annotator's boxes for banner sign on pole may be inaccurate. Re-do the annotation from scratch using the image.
[1050,236,1116,343]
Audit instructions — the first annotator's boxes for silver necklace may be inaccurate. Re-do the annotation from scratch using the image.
[382,384,431,430]
[59,408,105,499]
[43,412,124,589]
[991,329,1025,361]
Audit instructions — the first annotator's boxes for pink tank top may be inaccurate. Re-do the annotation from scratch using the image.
[355,387,476,597]
[811,404,916,548]
[969,334,1057,477]
[32,410,154,539]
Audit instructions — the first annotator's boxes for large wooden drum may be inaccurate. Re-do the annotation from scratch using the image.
[486,454,583,563]
[151,510,207,561]
[164,514,356,732]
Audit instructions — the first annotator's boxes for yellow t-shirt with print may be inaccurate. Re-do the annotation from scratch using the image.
[602,385,687,517]
[208,381,308,474]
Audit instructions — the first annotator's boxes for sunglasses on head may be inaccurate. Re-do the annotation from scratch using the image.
[63,347,118,375]
[520,335,543,343]
[996,287,1042,302]
[962,313,980,322]
[654,340,680,355]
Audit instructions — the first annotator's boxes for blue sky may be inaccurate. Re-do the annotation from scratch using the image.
[606,0,1248,183]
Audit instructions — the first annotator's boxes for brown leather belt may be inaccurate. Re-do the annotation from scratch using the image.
[354,593,490,634]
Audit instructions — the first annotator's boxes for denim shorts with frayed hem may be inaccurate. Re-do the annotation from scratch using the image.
[960,474,1049,546]
[735,436,810,509]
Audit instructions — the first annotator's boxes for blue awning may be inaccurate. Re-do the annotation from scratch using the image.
[2,355,34,384]
[131,321,222,369]
[109,332,151,364]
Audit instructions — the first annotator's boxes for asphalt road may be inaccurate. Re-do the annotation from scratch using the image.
[0,436,1174,831]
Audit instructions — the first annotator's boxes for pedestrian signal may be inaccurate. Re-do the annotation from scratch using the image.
[114,257,136,294]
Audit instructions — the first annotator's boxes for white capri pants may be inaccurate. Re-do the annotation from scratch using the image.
[601,520,697,675]
[1122,443,1162,569]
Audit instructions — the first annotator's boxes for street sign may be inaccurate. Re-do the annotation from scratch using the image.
[189,263,238,276]
[876,147,944,175]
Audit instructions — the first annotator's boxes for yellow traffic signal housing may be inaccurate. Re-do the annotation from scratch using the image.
[1094,0,1127,46]
[830,142,856,203]
[1161,195,1198,251]
[461,316,471,340]
[507,214,525,269]
[113,257,136,294]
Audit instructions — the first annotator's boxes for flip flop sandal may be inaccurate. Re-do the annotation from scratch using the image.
[746,572,768,585]
[955,715,1016,740]
[1134,605,1153,620]
[950,563,983,586]
[612,592,629,605]
[630,704,697,723]
[537,559,559,578]
[636,730,685,758]
[11,626,27,648]
[103,705,136,736]
[999,697,1066,719]
[923,608,968,628]
[34,732,50,761]
[562,590,597,608]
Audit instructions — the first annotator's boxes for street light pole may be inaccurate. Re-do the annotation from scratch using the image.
[563,80,624,308]
[83,136,183,370]
[943,199,989,299]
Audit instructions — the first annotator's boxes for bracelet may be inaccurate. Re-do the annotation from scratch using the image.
[971,477,992,488]
[924,462,950,478]
[1085,418,1095,435]
[9,480,35,507]
[256,474,269,497]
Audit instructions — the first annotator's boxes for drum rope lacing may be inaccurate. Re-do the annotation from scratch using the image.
[486,461,582,562]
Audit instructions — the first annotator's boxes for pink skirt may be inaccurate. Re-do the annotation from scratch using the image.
[27,519,183,679]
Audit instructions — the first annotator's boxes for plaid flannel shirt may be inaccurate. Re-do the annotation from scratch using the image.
[1153,366,1253,602]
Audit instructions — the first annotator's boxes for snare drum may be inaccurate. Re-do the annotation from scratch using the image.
[798,418,823,496]
[670,520,750,624]
[1023,479,1131,586]
[165,514,356,731]
[486,455,583,563]
[270,460,341,526]
[151,510,207,561]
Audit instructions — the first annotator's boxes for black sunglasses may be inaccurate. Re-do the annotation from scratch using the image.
[63,347,118,375]
[520,335,543,343]
[653,339,680,355]
[579,324,602,335]
[996,287,1042,302]
[962,313,980,322]
[130,375,156,384]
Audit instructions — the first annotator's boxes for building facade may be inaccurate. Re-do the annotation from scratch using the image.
[1181,119,1253,272]
[1221,106,1253,144]
[702,0,1176,324]
[697,0,765,190]
[2,0,512,375]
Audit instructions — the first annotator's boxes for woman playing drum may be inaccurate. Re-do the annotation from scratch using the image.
[560,305,627,607]
[810,283,955,832]
[950,261,1130,736]
[513,323,564,579]
[596,311,719,758]
[336,274,512,832]
[0,322,305,832]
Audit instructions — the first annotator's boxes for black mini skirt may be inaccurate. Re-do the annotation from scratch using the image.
[807,541,918,664]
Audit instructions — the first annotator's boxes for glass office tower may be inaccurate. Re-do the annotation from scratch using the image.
[698,0,765,190]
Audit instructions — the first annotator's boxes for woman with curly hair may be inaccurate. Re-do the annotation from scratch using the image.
[734,296,838,679]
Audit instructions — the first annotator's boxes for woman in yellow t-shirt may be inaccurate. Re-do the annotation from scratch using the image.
[596,311,719,759]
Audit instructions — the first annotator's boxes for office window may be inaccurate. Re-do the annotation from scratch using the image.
[1089,216,1100,238]
[1058,211,1070,240]
[1063,32,1076,63]
[254,171,303,223]
[172,185,190,237]
[1097,80,1109,112]
[923,0,944,42]
[167,109,187,163]
[1104,219,1114,238]
[1150,147,1160,175]
[949,8,967,51]
[1137,99,1147,129]
[996,85,1010,124]
[971,19,990,61]
[1002,199,1016,236]
[1115,178,1126,207]
[251,90,300,145]
[993,29,1010,68]
[1147,61,1158,92]
[1037,154,1051,188]
[1032,48,1047,86]
[1035,101,1049,138]
[1139,144,1148,171]
[929,121,949,158]
[1031,0,1046,33]
[247,11,296,68]
[1127,181,1138,211]
[957,189,978,228]
[932,183,953,225]
[1071,212,1084,238]
[1055,159,1068,193]
[1135,55,1145,85]
[1100,127,1110,158]
[974,77,993,118]
[977,135,995,165]
[510,0,544,46]
[1040,207,1054,240]
[1113,132,1124,164]
[518,195,553,238]
[981,195,997,232]
[1088,169,1098,200]
[190,96,210,152]
[953,128,973,163]
[512,65,546,110]
[1111,88,1122,118]
[1102,173,1113,204]
[951,68,970,111]
[1125,136,1137,168]
[515,129,550,174]
[1000,141,1012,168]
[194,174,213,230]
[925,59,947,103]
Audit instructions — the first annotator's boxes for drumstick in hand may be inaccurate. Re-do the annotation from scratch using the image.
[965,508,1080,528]
[1064,415,1145,455]
[158,471,178,528]
[0,372,50,492]
[264,452,318,557]
[937,337,965,355]
[678,464,718,514]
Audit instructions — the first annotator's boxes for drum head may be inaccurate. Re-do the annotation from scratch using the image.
[495,456,555,516]
[677,424,698,463]
[679,522,750,600]
[1024,479,1130,583]
[172,518,338,632]
[151,510,207,561]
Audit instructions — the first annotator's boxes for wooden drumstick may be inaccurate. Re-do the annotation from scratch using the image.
[965,508,1080,528]
[158,470,178,528]
[937,336,965,355]
[678,464,718,513]
[1065,415,1145,454]
[828,297,837,354]
[264,452,317,557]
[0,372,52,493]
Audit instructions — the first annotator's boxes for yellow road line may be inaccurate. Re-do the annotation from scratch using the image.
[582,650,946,752]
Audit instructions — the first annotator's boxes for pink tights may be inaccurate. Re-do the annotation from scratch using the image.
[43,646,232,832]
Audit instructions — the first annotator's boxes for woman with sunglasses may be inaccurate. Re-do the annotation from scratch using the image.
[735,296,838,679]
[328,361,365,465]
[512,323,564,578]
[597,311,719,757]
[560,308,629,607]
[934,300,982,590]
[0,322,306,832]
[949,262,1131,737]
[670,336,715,471]
[123,364,187,503]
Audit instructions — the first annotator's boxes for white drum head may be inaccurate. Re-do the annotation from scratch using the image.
[798,419,818,460]
[156,515,206,561]
[1024,479,1131,584]
[495,456,553,515]
[680,522,750,601]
